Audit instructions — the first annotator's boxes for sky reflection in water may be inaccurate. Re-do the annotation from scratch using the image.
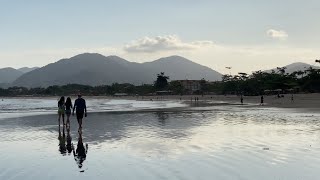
[0,105,320,180]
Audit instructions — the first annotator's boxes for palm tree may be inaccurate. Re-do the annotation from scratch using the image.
[222,74,233,82]
[238,72,248,80]
[155,72,169,90]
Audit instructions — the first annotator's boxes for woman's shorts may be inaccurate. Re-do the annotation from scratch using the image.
[66,109,72,115]
[58,109,65,115]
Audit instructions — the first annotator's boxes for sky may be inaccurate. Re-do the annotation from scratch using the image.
[0,0,319,74]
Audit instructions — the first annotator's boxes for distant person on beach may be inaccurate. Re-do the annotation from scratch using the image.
[240,95,244,105]
[58,96,65,125]
[260,95,264,105]
[65,97,73,126]
[73,94,87,129]
[291,94,294,103]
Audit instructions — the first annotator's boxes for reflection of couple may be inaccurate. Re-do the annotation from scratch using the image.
[58,123,88,170]
[58,124,73,155]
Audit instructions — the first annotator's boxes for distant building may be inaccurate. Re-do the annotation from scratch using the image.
[172,80,202,94]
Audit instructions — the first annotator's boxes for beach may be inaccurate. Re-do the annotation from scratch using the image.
[1,97,320,179]
[114,93,320,110]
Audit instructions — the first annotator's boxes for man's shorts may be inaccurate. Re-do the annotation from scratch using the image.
[76,111,84,119]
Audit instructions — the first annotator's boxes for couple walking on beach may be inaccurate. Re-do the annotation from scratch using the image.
[58,94,87,128]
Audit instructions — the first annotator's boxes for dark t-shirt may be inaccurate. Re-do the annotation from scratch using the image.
[74,98,86,113]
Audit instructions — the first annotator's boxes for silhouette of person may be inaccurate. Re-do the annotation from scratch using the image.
[65,97,73,127]
[260,95,264,105]
[58,124,67,155]
[240,95,244,105]
[73,94,87,129]
[73,128,88,170]
[58,96,65,125]
[66,126,72,155]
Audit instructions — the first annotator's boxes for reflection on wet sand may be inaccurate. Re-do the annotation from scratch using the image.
[58,124,66,155]
[66,126,72,154]
[156,112,169,125]
[1,106,320,179]
[58,122,89,171]
[73,128,88,171]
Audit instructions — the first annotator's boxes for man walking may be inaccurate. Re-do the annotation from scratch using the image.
[73,94,87,128]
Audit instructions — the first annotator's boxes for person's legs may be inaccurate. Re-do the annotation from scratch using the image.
[76,111,84,129]
[66,114,70,126]
[79,118,82,128]
[76,118,83,132]
[62,114,65,125]
[58,112,62,125]
[77,118,80,131]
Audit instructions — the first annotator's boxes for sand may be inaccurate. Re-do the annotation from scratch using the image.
[109,93,320,111]
[2,93,320,111]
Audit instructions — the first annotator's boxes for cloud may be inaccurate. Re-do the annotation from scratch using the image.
[267,29,288,40]
[124,35,215,53]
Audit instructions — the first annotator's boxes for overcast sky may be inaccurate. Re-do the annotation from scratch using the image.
[0,0,319,74]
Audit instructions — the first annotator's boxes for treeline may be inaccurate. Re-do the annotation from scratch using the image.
[0,84,155,96]
[0,72,188,97]
[1,65,320,97]
[207,66,320,95]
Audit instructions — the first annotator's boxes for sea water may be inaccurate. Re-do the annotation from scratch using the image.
[0,97,187,119]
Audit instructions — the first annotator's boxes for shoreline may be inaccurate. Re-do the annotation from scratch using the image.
[1,93,320,111]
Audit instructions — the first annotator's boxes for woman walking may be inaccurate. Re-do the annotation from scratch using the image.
[65,97,73,127]
[58,96,66,125]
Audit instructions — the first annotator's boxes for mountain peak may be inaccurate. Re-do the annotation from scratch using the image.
[71,53,106,59]
[266,62,320,74]
[150,56,195,65]
[159,55,189,61]
[1,67,17,71]
[18,67,39,73]
[0,68,24,84]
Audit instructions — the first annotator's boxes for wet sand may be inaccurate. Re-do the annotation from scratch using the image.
[110,93,320,110]
[1,102,320,180]
[2,93,319,113]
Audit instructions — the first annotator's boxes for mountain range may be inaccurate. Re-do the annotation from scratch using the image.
[0,67,38,85]
[0,68,24,84]
[11,53,222,88]
[1,53,319,88]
